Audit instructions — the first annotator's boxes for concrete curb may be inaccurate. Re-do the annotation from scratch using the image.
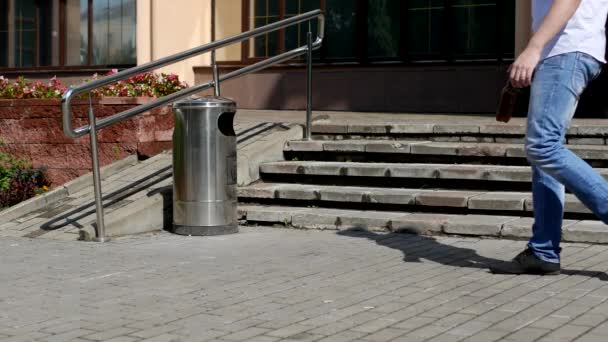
[239,205,608,244]
[238,183,594,216]
[79,192,168,241]
[286,140,608,161]
[0,155,138,225]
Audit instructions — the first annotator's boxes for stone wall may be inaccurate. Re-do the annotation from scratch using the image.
[0,98,173,186]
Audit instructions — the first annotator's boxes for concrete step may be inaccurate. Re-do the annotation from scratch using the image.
[312,120,608,146]
[238,183,592,216]
[284,140,608,164]
[260,161,608,184]
[238,204,608,243]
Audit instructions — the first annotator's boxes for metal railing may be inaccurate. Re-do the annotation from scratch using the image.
[61,10,325,242]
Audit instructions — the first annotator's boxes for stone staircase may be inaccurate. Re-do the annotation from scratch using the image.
[238,118,608,243]
[4,111,608,244]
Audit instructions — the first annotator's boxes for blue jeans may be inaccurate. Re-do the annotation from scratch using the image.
[526,52,605,263]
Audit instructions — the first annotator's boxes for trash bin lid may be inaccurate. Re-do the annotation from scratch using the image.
[173,96,236,111]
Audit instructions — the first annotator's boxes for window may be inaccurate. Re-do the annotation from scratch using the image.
[367,0,400,59]
[285,0,320,51]
[92,0,136,65]
[406,0,444,57]
[247,0,321,59]
[0,0,136,70]
[0,0,60,68]
[65,0,88,66]
[451,0,515,59]
[244,0,515,63]
[251,0,280,57]
[325,0,357,59]
[0,0,6,67]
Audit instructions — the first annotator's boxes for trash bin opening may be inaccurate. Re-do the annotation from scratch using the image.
[217,112,236,137]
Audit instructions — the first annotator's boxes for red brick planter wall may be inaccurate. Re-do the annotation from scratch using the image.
[0,97,173,186]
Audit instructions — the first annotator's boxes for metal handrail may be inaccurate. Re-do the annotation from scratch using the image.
[61,9,325,139]
[61,10,325,242]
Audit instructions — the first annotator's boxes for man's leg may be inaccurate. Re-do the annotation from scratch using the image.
[528,165,565,263]
[526,53,608,245]
[491,52,603,274]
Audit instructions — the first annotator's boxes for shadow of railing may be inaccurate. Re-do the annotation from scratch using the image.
[40,165,173,231]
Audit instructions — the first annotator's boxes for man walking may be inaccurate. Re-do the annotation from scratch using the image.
[491,0,608,275]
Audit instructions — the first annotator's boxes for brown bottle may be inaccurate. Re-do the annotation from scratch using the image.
[496,83,521,123]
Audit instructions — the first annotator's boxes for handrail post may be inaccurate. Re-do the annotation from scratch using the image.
[88,95,107,242]
[211,0,221,96]
[305,23,313,141]
[212,52,221,97]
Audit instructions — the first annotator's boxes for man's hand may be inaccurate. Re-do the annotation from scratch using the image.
[509,46,542,88]
[509,0,581,88]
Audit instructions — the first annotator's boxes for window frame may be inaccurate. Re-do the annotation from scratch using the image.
[238,0,514,66]
[241,0,329,63]
[0,0,137,72]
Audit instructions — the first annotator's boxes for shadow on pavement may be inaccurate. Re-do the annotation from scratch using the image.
[337,228,608,281]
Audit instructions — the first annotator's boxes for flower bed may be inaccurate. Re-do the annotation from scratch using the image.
[0,72,187,187]
[0,69,187,99]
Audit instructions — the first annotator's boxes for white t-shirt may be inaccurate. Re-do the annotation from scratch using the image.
[532,0,608,63]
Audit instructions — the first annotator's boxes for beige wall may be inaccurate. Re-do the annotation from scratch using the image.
[515,0,532,56]
[137,0,212,86]
[216,0,242,62]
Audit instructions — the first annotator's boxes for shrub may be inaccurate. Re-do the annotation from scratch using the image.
[0,71,188,100]
[0,152,50,209]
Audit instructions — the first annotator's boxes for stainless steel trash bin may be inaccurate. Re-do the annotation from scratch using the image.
[172,96,238,236]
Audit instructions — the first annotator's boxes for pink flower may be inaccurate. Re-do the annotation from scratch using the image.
[50,76,61,86]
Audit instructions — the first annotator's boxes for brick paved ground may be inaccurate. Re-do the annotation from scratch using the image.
[1,227,608,342]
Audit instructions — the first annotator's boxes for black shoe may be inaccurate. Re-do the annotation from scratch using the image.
[489,248,560,275]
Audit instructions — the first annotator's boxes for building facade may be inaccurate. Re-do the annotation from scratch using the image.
[2,0,605,115]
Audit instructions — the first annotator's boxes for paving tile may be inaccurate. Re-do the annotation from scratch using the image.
[535,324,591,342]
[502,326,550,342]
